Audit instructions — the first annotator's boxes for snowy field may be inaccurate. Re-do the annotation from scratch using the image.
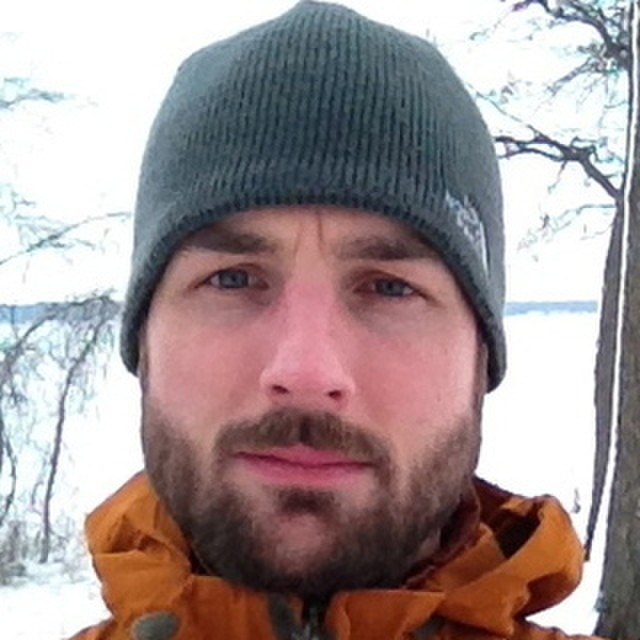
[1,307,602,639]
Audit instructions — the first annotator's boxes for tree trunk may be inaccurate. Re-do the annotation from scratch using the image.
[586,199,623,560]
[595,1,640,635]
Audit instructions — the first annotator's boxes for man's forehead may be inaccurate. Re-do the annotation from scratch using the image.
[179,206,441,262]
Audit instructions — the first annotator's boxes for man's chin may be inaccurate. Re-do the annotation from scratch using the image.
[237,488,343,570]
[263,513,336,570]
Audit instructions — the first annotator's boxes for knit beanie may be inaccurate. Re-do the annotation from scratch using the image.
[121,0,506,389]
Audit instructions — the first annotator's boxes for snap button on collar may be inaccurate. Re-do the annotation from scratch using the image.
[131,611,180,640]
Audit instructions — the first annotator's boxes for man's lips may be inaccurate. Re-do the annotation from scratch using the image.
[232,444,372,486]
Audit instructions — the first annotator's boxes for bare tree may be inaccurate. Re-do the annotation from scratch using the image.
[0,43,125,576]
[477,1,640,634]
[481,0,640,634]
[486,0,627,557]
[594,1,640,634]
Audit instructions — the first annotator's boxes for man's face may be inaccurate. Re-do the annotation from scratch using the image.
[141,206,486,597]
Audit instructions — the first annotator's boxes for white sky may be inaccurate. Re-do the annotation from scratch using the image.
[2,0,614,302]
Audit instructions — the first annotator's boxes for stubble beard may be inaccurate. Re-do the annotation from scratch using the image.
[141,399,482,599]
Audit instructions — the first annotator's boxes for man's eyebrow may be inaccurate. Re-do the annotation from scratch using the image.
[336,234,439,261]
[178,224,438,261]
[179,225,277,255]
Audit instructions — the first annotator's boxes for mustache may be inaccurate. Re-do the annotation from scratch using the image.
[215,408,392,472]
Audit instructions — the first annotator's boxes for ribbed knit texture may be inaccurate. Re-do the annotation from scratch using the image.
[121,0,506,389]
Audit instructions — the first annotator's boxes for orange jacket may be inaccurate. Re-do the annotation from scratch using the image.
[71,472,598,640]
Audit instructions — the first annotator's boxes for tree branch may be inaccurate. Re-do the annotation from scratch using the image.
[37,296,117,563]
[0,211,130,269]
[39,332,96,563]
[0,436,17,530]
[512,0,629,71]
[0,77,67,110]
[495,130,622,203]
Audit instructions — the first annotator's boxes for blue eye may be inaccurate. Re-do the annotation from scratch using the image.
[210,269,250,289]
[373,278,414,297]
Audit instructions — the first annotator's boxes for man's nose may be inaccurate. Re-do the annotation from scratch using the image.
[259,284,355,412]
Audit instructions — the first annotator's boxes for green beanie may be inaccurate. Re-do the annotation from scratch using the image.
[121,0,506,389]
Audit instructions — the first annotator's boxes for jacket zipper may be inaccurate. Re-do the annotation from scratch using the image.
[267,593,331,640]
[298,599,329,640]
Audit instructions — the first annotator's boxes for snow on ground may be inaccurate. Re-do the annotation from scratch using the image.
[481,310,601,634]
[1,308,603,639]
[0,560,106,640]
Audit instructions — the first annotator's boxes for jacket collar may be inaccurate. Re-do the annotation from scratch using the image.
[86,473,584,639]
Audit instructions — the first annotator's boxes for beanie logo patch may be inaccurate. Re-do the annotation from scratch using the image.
[445,191,488,273]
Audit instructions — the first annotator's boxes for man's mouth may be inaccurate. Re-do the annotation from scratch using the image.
[232,444,372,487]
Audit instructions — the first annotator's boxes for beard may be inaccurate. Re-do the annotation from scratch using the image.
[141,397,483,599]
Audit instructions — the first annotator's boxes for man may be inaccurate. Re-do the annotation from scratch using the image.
[73,2,594,639]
